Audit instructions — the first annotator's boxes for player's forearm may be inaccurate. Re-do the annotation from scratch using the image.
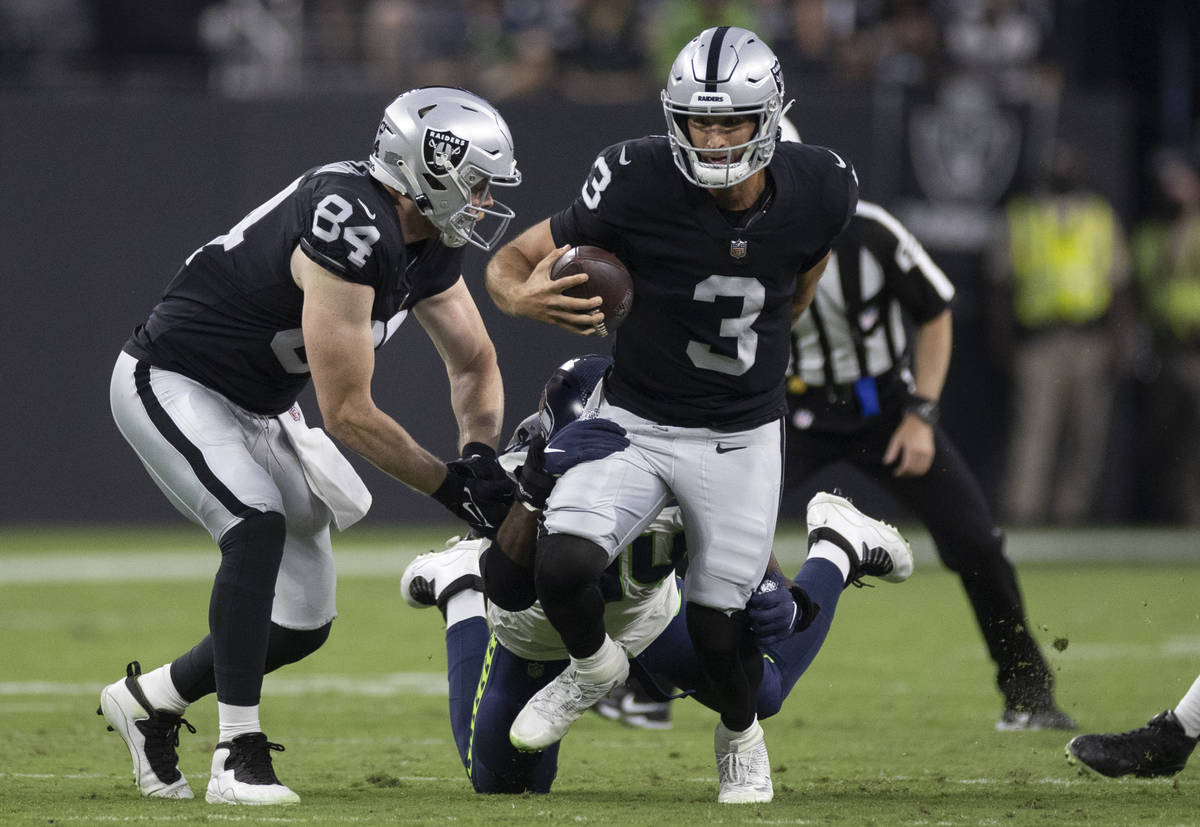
[911,310,952,400]
[447,350,505,451]
[485,244,535,317]
[324,402,447,493]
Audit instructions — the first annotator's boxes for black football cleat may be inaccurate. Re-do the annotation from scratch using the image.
[1066,710,1198,778]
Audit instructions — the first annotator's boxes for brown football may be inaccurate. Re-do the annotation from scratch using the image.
[549,246,634,337]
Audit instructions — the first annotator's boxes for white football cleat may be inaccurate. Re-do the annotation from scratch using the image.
[806,491,913,586]
[510,641,630,751]
[400,537,485,615]
[205,732,300,805]
[97,661,195,799]
[715,719,773,804]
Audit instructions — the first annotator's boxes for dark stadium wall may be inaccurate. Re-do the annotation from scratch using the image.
[0,90,1129,526]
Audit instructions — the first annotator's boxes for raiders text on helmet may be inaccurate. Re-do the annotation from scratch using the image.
[661,27,789,188]
[369,87,521,250]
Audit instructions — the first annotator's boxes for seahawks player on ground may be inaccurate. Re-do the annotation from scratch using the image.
[486,27,858,803]
[100,87,520,805]
[400,354,912,795]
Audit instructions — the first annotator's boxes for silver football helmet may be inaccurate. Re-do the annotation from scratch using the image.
[661,27,788,188]
[369,87,521,250]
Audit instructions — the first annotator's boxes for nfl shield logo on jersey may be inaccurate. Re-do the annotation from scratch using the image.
[423,129,469,174]
[730,239,748,259]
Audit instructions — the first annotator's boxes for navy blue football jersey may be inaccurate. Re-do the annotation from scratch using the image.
[550,137,857,429]
[125,160,464,415]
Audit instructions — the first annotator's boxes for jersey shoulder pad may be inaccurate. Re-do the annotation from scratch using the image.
[578,137,673,212]
[779,142,859,232]
[298,162,394,285]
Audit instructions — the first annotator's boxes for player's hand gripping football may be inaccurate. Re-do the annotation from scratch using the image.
[748,571,820,646]
[516,418,629,510]
[431,442,515,538]
[515,245,605,335]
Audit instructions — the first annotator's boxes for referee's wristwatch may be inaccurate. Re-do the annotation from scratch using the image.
[904,394,940,425]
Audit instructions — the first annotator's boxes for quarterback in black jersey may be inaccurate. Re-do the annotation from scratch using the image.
[101,87,520,805]
[487,28,857,804]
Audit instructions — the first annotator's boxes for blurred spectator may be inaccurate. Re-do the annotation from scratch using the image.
[200,0,302,96]
[0,0,95,87]
[867,0,942,87]
[647,0,764,82]
[1131,150,1200,523]
[987,140,1133,524]
[941,0,1057,103]
[475,1,570,101]
[557,0,651,103]
[772,0,859,87]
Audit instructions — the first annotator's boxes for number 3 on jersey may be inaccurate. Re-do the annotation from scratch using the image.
[687,275,763,376]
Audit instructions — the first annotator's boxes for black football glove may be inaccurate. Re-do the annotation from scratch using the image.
[747,571,819,646]
[516,417,629,510]
[430,443,514,537]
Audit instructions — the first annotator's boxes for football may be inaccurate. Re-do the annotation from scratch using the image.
[550,246,634,337]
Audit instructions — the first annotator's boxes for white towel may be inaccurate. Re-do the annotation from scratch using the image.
[277,403,372,531]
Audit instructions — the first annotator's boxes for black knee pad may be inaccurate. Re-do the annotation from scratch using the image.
[533,534,608,595]
[216,510,287,595]
[265,621,332,671]
[481,544,538,612]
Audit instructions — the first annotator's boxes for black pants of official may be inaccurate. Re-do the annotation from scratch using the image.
[784,412,1056,710]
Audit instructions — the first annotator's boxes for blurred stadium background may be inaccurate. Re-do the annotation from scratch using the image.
[1,0,1198,531]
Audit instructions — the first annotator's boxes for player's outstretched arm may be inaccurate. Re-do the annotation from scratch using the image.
[486,219,603,334]
[413,277,504,452]
[294,247,447,493]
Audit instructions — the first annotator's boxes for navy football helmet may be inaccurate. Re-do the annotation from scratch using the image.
[503,354,612,454]
[537,354,613,438]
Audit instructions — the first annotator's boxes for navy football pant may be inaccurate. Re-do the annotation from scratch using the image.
[444,557,844,794]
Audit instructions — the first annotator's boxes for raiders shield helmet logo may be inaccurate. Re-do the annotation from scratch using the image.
[423,128,469,175]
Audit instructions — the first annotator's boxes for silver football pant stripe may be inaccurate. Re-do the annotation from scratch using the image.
[543,400,782,612]
[110,351,337,629]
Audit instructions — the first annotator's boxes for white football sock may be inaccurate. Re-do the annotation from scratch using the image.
[138,664,188,715]
[444,589,486,628]
[574,636,625,683]
[218,702,262,742]
[1173,674,1200,738]
[807,538,851,583]
[716,717,763,749]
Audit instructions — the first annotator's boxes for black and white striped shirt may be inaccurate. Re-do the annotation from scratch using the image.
[790,200,955,389]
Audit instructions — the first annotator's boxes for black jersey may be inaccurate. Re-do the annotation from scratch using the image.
[124,161,463,415]
[550,137,857,429]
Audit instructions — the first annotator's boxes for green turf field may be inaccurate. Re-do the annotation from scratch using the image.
[1,523,1197,825]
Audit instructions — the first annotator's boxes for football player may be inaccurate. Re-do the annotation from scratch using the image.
[401,354,912,795]
[485,27,858,802]
[100,87,521,805]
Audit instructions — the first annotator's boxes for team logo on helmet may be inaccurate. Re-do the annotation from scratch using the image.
[423,128,469,175]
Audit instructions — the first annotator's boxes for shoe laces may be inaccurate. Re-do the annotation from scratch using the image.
[529,671,589,717]
[845,542,894,588]
[137,711,196,767]
[229,733,286,785]
[717,750,749,786]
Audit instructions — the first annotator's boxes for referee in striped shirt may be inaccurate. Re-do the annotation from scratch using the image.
[783,194,1077,731]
